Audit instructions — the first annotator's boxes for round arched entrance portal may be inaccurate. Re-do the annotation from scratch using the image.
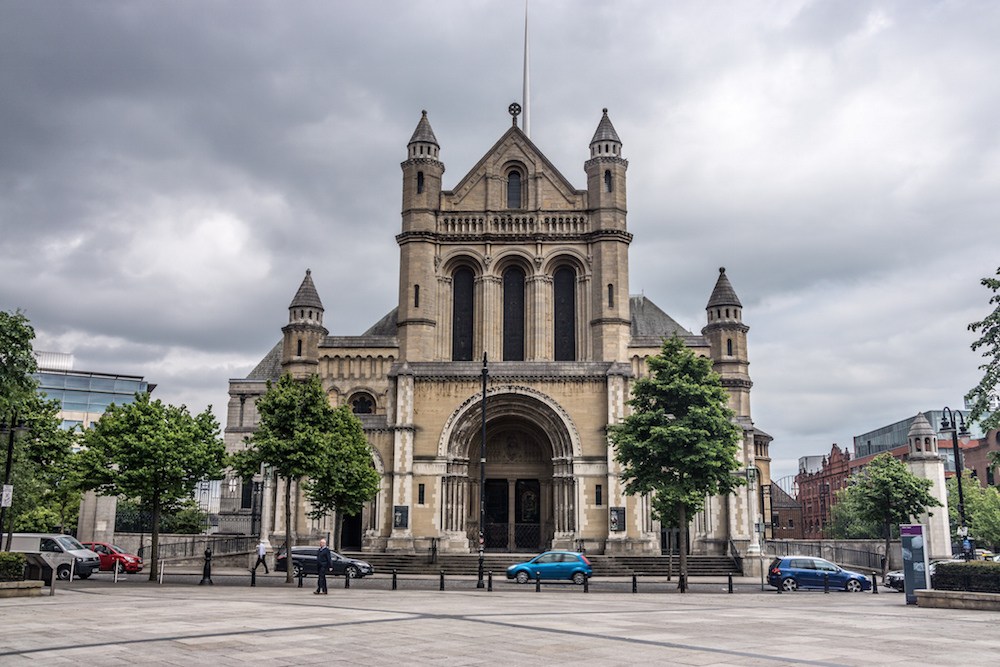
[440,386,578,553]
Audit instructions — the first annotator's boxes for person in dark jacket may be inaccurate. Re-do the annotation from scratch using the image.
[314,539,332,594]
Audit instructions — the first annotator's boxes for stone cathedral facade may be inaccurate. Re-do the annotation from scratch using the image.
[223,107,773,557]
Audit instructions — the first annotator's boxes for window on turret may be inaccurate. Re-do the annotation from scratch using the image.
[297,339,302,356]
[417,171,424,194]
[607,283,614,308]
[452,267,475,361]
[507,170,522,208]
[503,266,525,361]
[604,169,613,193]
[554,266,576,360]
[414,284,420,308]
[727,338,733,356]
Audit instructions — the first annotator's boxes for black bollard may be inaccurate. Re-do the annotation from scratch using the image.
[488,571,493,592]
[584,574,589,593]
[392,569,397,591]
[872,572,878,594]
[777,578,782,594]
[823,573,829,594]
[440,570,445,591]
[728,572,733,594]
[199,548,213,586]
[344,572,350,589]
[679,573,687,594]
[251,568,256,587]
[535,572,541,592]
[297,569,304,588]
[632,573,637,594]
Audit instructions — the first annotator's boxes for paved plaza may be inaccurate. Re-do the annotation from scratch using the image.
[1,573,996,665]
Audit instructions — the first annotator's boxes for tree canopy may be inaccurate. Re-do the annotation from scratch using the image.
[231,374,344,582]
[302,405,380,550]
[609,335,744,587]
[967,265,1000,431]
[0,309,38,420]
[947,471,1000,551]
[78,393,225,579]
[849,453,941,574]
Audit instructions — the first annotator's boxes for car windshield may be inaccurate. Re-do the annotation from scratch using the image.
[57,536,86,551]
[109,545,125,554]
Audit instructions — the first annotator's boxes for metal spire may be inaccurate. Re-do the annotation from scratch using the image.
[522,0,530,138]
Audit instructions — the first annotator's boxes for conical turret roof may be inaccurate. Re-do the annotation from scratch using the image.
[289,269,324,310]
[907,413,935,439]
[707,267,742,309]
[408,110,439,146]
[590,108,621,145]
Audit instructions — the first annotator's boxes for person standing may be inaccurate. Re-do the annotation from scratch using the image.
[314,538,332,594]
[254,540,269,574]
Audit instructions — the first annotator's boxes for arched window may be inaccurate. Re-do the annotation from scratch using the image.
[507,170,522,209]
[726,338,733,356]
[452,267,475,361]
[417,171,424,194]
[351,394,374,414]
[604,169,613,193]
[607,283,614,308]
[414,284,420,308]
[503,266,525,361]
[296,339,302,356]
[554,266,576,361]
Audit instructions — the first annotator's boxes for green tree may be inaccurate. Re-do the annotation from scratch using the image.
[967,266,1000,431]
[303,405,380,551]
[826,486,882,540]
[609,336,744,590]
[0,309,38,419]
[851,453,941,576]
[947,471,1000,551]
[78,393,225,580]
[230,374,337,583]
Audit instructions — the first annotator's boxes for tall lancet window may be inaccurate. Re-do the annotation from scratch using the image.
[507,170,522,209]
[452,267,475,361]
[553,266,576,361]
[604,169,613,193]
[502,266,525,361]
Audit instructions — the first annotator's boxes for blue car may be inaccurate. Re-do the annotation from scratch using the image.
[768,556,871,592]
[507,550,592,585]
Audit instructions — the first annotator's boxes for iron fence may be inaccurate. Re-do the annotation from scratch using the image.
[138,535,256,561]
[765,541,883,571]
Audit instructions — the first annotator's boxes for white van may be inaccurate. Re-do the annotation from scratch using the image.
[8,533,101,580]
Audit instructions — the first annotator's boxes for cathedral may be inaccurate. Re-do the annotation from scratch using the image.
[223,106,773,558]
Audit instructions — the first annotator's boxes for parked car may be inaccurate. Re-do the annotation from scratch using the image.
[8,533,100,580]
[506,551,592,585]
[767,556,870,592]
[81,542,143,574]
[275,546,374,578]
[885,560,947,592]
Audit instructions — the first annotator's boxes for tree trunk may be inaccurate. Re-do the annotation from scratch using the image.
[284,477,294,583]
[678,504,688,593]
[333,508,341,552]
[882,522,891,578]
[148,499,160,582]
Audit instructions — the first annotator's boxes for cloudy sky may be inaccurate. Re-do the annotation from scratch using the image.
[2,1,997,483]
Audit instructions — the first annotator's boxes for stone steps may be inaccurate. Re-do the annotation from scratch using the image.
[345,552,741,577]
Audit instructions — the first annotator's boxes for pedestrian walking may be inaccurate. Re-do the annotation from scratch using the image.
[314,538,332,594]
[254,540,269,574]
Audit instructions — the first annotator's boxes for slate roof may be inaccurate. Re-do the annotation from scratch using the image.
[590,108,621,144]
[629,295,695,340]
[289,269,324,310]
[408,110,439,146]
[706,267,742,309]
[363,308,398,336]
[246,342,282,381]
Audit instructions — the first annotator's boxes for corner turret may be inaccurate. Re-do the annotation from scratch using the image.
[281,269,329,378]
[585,108,627,229]
[702,267,751,417]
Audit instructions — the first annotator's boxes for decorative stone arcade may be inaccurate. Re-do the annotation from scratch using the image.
[438,386,580,553]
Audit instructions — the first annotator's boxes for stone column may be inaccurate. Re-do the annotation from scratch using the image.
[387,364,416,552]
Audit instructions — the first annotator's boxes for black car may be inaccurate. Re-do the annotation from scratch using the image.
[275,546,374,578]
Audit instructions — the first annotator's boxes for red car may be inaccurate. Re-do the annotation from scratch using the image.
[81,542,144,574]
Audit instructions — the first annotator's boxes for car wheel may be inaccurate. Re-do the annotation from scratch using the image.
[572,572,586,585]
[115,561,126,575]
[515,571,530,584]
[346,565,360,579]
[781,577,797,592]
[292,563,304,578]
[56,565,72,581]
[846,579,863,592]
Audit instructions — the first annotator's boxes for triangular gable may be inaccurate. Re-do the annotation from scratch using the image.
[445,126,583,210]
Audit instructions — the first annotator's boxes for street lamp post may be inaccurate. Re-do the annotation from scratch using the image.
[940,407,972,560]
[1,414,27,551]
[477,353,488,589]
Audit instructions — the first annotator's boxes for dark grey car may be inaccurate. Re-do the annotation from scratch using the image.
[275,546,374,578]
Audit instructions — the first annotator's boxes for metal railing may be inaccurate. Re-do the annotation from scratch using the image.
[728,539,744,572]
[765,541,883,571]
[138,535,256,562]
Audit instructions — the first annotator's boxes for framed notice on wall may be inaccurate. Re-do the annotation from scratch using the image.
[609,506,626,532]
[393,505,409,529]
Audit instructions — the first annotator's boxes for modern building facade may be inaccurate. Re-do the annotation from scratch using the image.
[223,108,773,559]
